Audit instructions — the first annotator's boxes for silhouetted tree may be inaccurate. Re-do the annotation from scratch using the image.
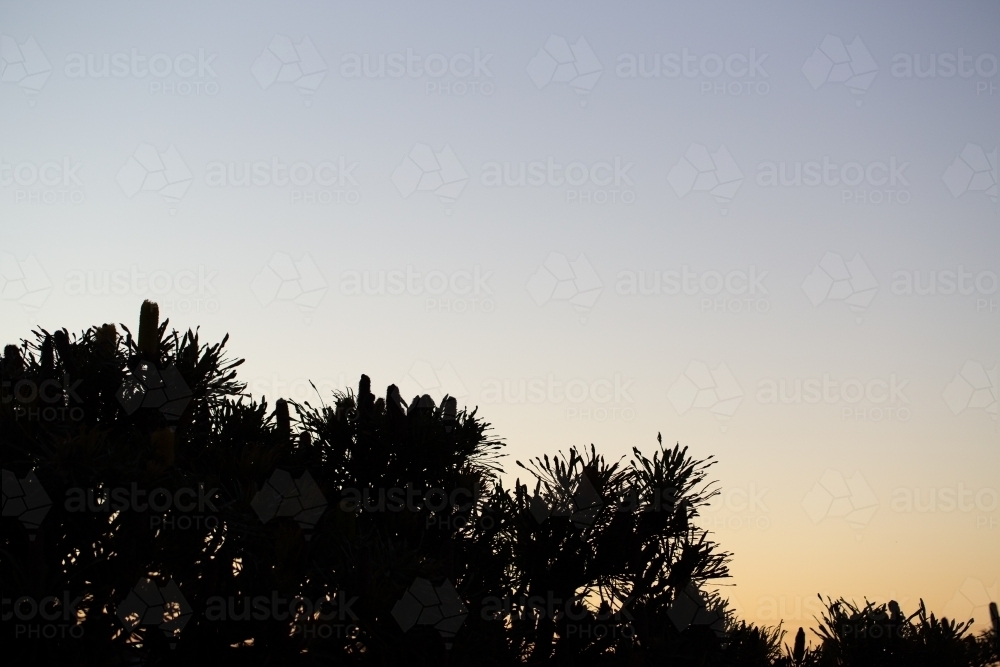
[2,302,996,667]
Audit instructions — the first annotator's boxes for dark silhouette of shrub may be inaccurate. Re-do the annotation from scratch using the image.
[2,302,997,666]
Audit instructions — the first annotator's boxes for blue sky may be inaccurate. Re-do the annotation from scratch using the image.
[2,0,997,627]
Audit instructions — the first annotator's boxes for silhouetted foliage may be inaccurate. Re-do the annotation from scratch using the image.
[2,303,997,666]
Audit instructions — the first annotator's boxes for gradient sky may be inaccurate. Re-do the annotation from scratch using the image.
[1,0,997,631]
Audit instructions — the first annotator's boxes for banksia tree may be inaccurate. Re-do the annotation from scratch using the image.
[3,302,996,667]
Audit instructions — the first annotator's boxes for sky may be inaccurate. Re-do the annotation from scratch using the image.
[1,0,997,631]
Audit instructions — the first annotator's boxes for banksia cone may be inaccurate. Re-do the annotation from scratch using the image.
[665,544,698,590]
[95,323,117,357]
[137,300,160,357]
[408,394,435,414]
[275,398,290,444]
[888,599,902,624]
[991,602,999,652]
[53,329,72,365]
[443,396,457,431]
[385,384,405,419]
[40,334,54,371]
[793,627,805,665]
[358,374,374,416]
[3,344,23,374]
